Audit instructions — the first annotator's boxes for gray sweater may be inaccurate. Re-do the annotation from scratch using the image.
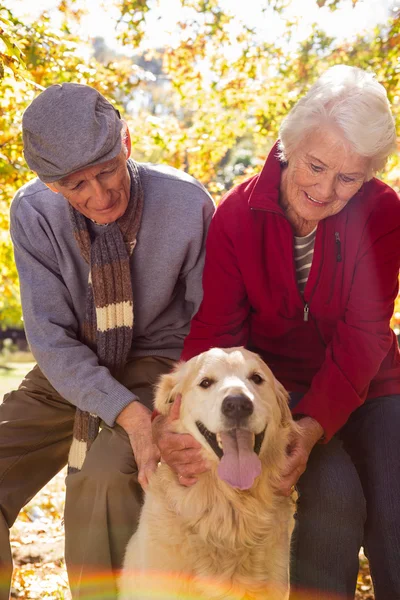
[10,160,215,426]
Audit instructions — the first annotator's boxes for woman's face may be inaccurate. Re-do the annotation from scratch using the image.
[280,127,370,234]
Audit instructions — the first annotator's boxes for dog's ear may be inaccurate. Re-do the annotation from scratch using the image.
[274,377,292,427]
[153,363,183,416]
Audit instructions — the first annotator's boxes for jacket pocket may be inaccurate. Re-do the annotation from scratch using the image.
[325,231,342,304]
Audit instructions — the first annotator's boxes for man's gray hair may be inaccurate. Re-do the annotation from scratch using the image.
[278,65,397,179]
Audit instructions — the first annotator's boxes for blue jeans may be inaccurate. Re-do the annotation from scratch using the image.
[289,394,400,600]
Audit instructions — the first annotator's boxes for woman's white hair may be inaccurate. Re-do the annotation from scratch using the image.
[278,65,397,178]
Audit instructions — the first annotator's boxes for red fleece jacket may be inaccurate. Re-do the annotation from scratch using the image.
[182,145,400,441]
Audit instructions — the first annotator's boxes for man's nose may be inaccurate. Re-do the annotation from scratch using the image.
[88,180,110,208]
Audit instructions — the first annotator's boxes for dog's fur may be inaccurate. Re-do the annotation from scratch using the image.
[119,347,298,600]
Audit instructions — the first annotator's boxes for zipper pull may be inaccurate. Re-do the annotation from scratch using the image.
[335,232,342,262]
[304,303,309,322]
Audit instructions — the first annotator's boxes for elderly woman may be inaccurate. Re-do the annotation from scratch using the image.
[154,65,400,600]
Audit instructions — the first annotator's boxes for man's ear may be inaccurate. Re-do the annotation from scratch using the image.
[44,182,58,193]
[121,120,131,159]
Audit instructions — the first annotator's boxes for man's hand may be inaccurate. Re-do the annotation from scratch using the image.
[116,401,159,490]
[152,395,210,486]
[277,417,324,496]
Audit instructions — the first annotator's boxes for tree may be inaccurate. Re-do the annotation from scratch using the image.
[0,0,399,327]
[0,1,149,327]
[114,0,399,187]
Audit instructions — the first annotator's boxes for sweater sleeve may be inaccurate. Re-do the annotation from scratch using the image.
[292,208,400,440]
[181,195,215,314]
[10,196,142,426]
[182,199,250,360]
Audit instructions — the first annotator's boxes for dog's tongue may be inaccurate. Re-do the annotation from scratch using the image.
[217,429,261,490]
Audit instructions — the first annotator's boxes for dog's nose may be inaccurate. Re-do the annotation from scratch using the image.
[221,394,253,420]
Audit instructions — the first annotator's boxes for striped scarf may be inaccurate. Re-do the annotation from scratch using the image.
[67,160,143,473]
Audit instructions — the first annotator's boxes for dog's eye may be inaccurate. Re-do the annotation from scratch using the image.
[250,372,264,385]
[198,378,214,389]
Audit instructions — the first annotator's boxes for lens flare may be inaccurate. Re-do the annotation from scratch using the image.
[67,569,351,600]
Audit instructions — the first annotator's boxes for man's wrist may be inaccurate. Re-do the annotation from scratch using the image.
[116,399,149,426]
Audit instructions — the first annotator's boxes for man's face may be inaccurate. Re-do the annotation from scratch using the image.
[49,148,131,225]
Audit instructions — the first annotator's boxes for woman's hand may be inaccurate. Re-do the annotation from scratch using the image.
[277,416,324,496]
[152,395,210,486]
[116,401,160,490]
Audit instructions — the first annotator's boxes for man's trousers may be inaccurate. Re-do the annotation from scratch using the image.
[0,356,174,600]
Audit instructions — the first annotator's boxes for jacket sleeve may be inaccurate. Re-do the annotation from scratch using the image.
[293,206,400,441]
[10,201,138,426]
[182,200,251,360]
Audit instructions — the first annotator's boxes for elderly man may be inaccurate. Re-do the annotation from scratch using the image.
[0,83,214,599]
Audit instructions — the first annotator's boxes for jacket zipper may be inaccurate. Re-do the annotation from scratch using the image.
[326,231,342,303]
[250,206,335,346]
[306,232,340,320]
[251,205,321,322]
[335,232,342,262]
[302,225,325,324]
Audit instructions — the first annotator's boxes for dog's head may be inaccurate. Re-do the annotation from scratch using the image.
[154,347,293,490]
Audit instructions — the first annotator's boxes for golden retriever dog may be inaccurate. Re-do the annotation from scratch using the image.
[119,347,298,600]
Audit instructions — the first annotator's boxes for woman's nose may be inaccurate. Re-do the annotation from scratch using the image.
[314,176,336,200]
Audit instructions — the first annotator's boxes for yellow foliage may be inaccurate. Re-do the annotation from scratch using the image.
[390,285,400,335]
[0,0,399,328]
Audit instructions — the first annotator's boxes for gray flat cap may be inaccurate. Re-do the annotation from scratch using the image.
[22,83,123,182]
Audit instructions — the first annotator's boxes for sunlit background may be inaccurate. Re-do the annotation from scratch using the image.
[0,1,399,597]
